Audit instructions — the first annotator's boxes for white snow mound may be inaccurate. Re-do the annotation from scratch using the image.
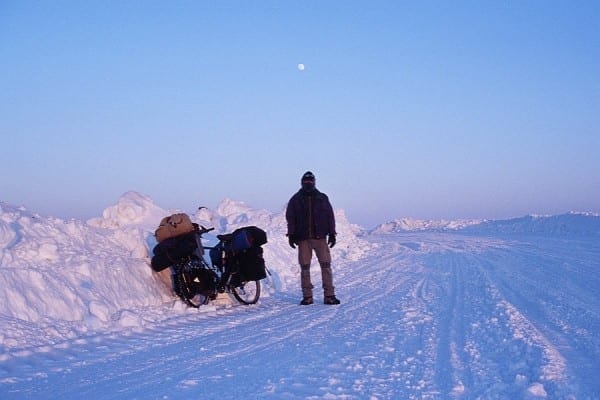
[0,192,372,350]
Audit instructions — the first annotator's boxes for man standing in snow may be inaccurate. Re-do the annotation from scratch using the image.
[286,171,340,305]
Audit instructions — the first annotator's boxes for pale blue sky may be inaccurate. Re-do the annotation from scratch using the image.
[2,1,599,227]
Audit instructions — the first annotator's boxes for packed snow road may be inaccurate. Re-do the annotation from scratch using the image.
[1,232,598,399]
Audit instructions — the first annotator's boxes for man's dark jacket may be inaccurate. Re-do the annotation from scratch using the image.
[286,189,336,241]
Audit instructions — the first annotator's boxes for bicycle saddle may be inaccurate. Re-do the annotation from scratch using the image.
[217,233,234,242]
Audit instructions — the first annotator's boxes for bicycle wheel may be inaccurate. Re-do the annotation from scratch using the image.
[232,280,260,305]
[177,270,210,308]
[173,259,217,308]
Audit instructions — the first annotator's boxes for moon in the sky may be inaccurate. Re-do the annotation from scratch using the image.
[297,63,305,71]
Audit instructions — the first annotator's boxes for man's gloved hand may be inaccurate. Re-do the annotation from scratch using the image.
[288,234,298,249]
[328,234,336,248]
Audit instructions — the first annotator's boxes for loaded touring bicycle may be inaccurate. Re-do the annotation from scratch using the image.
[151,213,268,308]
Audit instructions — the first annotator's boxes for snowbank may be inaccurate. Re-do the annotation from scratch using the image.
[372,212,600,237]
[0,198,171,350]
[370,217,482,234]
[0,192,372,350]
[462,212,600,237]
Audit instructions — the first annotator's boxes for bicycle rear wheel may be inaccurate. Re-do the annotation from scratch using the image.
[232,280,260,305]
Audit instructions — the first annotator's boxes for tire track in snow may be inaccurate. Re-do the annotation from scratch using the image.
[383,233,578,398]
[326,237,444,398]
[431,254,473,398]
[454,245,578,398]
[468,239,599,397]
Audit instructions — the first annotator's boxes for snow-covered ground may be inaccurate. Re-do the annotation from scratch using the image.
[1,192,598,399]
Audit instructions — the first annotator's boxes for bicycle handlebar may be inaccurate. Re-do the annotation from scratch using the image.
[197,225,215,235]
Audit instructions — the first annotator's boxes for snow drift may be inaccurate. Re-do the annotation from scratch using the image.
[371,212,600,236]
[0,191,371,350]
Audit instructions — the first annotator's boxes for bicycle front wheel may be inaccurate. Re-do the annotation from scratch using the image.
[177,270,210,308]
[232,280,260,305]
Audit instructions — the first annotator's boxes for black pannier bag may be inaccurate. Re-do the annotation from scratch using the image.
[183,266,218,296]
[151,231,199,272]
[209,226,268,281]
[234,247,267,281]
[231,226,267,251]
